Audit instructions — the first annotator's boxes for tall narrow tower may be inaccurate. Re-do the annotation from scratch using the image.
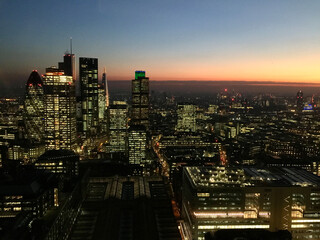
[102,67,109,108]
[24,70,45,143]
[59,39,76,81]
[297,90,303,111]
[79,57,99,136]
[131,71,149,129]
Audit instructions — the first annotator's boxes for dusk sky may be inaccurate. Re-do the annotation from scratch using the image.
[0,0,320,86]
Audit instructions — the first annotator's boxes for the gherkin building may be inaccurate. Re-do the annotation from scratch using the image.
[24,70,45,143]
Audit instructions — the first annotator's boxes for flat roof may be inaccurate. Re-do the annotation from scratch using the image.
[185,166,320,188]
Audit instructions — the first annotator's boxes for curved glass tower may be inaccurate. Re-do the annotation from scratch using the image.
[24,70,45,143]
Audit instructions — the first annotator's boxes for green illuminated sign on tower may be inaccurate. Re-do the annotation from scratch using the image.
[135,71,145,79]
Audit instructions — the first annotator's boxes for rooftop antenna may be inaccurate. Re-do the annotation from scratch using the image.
[70,37,72,55]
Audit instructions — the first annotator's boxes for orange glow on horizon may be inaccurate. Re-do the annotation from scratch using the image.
[105,52,320,83]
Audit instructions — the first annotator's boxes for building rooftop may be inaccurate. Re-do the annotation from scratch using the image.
[68,176,181,240]
[26,70,43,86]
[185,166,320,188]
[38,149,78,161]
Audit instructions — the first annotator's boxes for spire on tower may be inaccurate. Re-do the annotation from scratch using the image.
[70,37,72,55]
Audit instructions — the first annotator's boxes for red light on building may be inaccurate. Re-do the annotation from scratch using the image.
[224,88,228,92]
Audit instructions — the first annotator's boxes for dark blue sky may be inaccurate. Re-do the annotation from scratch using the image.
[1,0,320,87]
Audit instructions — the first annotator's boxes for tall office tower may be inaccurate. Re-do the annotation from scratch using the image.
[79,57,99,136]
[176,104,196,132]
[63,54,76,80]
[109,102,128,153]
[102,68,109,108]
[296,90,303,111]
[43,67,77,150]
[59,39,76,81]
[182,166,320,240]
[24,70,44,143]
[128,125,147,165]
[131,71,149,129]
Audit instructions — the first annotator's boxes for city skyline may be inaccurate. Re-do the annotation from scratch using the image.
[2,1,320,239]
[1,0,320,86]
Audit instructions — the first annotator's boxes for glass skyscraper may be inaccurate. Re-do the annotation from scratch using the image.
[79,57,99,136]
[24,70,45,143]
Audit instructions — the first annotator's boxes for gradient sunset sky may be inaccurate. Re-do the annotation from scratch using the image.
[0,0,320,85]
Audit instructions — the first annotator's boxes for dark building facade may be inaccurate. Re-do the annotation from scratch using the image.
[296,90,303,111]
[79,57,99,136]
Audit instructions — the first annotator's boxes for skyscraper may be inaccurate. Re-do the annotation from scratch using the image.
[108,102,128,153]
[98,68,109,133]
[24,70,44,143]
[79,57,99,136]
[43,67,77,150]
[296,90,303,111]
[102,68,109,108]
[131,71,149,129]
[63,54,76,80]
[128,125,147,165]
[59,39,76,81]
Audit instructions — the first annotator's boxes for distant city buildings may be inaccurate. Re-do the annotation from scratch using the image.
[176,103,196,132]
[4,48,320,240]
[296,90,303,111]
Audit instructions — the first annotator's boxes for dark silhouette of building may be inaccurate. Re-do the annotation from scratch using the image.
[35,149,79,178]
[296,90,303,111]
[63,54,75,80]
[68,176,181,240]
[204,229,292,240]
